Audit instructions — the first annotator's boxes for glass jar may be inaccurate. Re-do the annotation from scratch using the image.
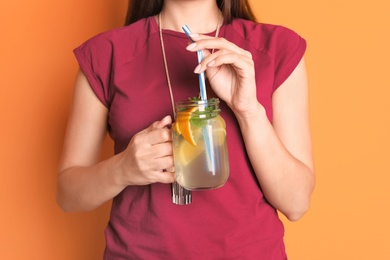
[172,98,229,192]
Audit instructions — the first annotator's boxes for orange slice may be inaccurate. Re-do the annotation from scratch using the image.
[172,121,181,135]
[174,107,198,146]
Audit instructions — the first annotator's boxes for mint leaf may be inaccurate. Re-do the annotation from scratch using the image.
[190,116,207,127]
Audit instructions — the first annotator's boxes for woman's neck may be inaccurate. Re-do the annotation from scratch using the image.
[160,1,221,33]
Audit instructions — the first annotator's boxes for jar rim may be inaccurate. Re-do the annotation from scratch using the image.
[176,98,220,107]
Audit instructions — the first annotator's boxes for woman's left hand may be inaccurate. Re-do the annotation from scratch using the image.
[186,34,258,116]
[186,35,315,221]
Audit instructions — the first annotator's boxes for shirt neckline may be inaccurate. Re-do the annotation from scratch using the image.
[149,15,224,39]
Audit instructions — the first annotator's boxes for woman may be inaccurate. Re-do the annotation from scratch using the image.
[57,0,315,258]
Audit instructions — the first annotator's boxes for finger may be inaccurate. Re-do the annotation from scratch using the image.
[148,163,175,182]
[194,51,254,77]
[189,47,253,75]
[151,115,172,130]
[187,37,251,59]
[165,165,175,173]
[189,33,213,41]
[210,52,254,73]
[146,128,172,146]
[141,115,172,134]
[152,141,173,159]
[155,171,175,184]
[154,155,175,172]
[203,49,253,67]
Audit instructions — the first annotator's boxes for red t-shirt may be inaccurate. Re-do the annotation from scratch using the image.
[74,16,306,259]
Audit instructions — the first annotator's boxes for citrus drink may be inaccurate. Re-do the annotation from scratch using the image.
[172,99,229,190]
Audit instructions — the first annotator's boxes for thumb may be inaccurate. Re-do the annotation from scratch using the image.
[145,115,172,133]
[154,115,172,130]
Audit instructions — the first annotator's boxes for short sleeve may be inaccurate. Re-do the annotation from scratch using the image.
[73,33,114,108]
[272,27,307,91]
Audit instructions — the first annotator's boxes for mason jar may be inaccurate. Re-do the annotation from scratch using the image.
[171,98,229,192]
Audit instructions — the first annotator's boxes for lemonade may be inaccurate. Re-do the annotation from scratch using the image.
[172,99,229,190]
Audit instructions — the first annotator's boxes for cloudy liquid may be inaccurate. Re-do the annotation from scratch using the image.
[173,127,229,190]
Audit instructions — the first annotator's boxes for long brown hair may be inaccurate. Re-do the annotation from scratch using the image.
[124,0,257,26]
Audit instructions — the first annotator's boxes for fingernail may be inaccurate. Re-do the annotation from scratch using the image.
[194,64,201,74]
[186,43,197,50]
[190,33,199,38]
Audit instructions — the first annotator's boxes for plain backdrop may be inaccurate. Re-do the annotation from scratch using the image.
[1,0,389,259]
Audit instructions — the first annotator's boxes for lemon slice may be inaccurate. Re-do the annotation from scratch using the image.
[177,138,204,166]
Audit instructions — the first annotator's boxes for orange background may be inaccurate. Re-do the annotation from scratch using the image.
[1,0,389,259]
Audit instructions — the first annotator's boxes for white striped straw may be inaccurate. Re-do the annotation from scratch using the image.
[182,25,215,173]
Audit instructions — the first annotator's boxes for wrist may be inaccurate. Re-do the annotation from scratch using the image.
[110,152,130,188]
[234,102,267,126]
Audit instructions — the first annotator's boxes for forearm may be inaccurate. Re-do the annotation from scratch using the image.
[235,103,315,221]
[56,154,127,212]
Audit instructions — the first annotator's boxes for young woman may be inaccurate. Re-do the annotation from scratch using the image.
[57,0,315,258]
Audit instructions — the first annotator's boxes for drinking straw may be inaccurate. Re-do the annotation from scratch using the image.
[182,25,215,173]
[182,25,207,100]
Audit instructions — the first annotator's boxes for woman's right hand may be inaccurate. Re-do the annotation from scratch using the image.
[118,115,176,186]
[57,70,175,212]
